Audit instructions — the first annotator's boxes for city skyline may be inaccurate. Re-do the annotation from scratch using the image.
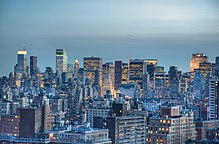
[1,1,219,143]
[0,47,218,76]
[0,0,219,76]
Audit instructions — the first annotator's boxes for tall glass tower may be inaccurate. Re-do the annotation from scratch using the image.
[16,49,28,79]
[56,49,68,77]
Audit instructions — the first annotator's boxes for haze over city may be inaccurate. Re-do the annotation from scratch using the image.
[0,0,219,76]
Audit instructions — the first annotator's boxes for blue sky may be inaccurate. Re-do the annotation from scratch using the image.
[0,0,219,76]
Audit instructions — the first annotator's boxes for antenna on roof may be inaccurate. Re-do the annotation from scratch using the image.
[22,44,26,51]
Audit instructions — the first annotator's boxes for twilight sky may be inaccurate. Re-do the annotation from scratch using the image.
[0,0,219,76]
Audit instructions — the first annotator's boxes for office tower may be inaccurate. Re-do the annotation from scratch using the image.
[56,49,68,77]
[199,62,214,77]
[30,56,37,77]
[78,68,85,84]
[61,72,68,83]
[102,62,114,96]
[67,63,73,79]
[168,66,181,94]
[73,59,79,78]
[216,56,219,78]
[147,106,197,144]
[154,72,167,90]
[19,108,43,138]
[94,116,146,144]
[146,59,158,81]
[114,61,122,90]
[155,66,165,73]
[181,72,190,93]
[44,67,54,87]
[83,57,102,86]
[15,49,28,80]
[8,72,15,87]
[193,71,205,98]
[122,63,129,84]
[129,59,147,88]
[208,76,219,120]
[190,53,208,72]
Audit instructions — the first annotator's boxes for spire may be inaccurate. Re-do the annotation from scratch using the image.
[22,44,26,51]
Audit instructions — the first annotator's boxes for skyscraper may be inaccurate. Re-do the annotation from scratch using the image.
[102,62,114,95]
[30,56,37,77]
[190,53,208,72]
[216,56,219,78]
[83,57,102,86]
[122,63,129,84]
[114,61,122,90]
[208,76,219,120]
[146,59,158,81]
[56,49,68,77]
[16,49,28,79]
[74,59,79,78]
[67,63,73,79]
[168,66,181,94]
[129,59,147,88]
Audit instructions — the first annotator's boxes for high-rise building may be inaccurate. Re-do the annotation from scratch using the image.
[122,63,129,84]
[44,67,54,87]
[73,59,79,78]
[30,56,37,77]
[216,56,219,78]
[114,61,122,90]
[102,62,114,95]
[16,49,28,80]
[190,53,208,72]
[56,49,68,77]
[155,66,165,73]
[67,63,73,79]
[146,59,158,81]
[168,66,181,94]
[94,116,146,144]
[129,59,147,88]
[154,72,167,90]
[83,57,102,86]
[78,68,85,84]
[19,108,43,138]
[147,106,197,144]
[208,76,219,120]
[199,62,214,77]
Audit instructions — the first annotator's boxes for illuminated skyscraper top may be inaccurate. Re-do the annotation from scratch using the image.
[74,59,79,78]
[129,59,147,87]
[16,48,28,79]
[190,53,208,72]
[83,56,102,86]
[56,49,68,77]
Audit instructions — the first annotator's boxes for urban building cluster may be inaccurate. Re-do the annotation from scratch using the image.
[0,47,219,144]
